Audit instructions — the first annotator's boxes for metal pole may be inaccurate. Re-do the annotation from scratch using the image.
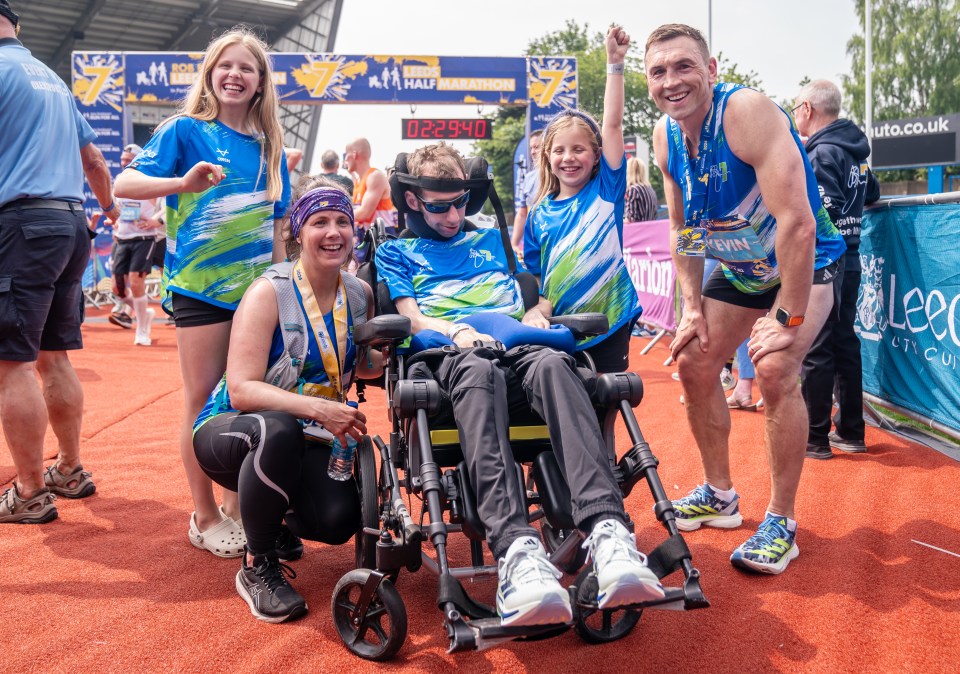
[707,0,713,53]
[865,0,873,166]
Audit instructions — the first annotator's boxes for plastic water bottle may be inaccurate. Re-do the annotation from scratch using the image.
[327,401,359,481]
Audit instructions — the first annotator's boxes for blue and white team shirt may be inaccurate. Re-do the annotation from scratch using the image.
[664,83,845,294]
[194,290,359,432]
[376,228,525,322]
[130,117,291,311]
[523,155,643,349]
[0,38,96,206]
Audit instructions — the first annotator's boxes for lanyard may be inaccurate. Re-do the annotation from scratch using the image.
[671,83,743,228]
[670,100,718,230]
[292,259,348,402]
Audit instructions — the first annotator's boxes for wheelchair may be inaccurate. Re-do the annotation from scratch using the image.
[330,154,709,661]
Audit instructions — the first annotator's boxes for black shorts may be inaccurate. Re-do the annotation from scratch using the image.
[0,205,90,361]
[583,321,632,374]
[702,259,843,313]
[148,237,166,270]
[171,292,234,328]
[112,236,155,276]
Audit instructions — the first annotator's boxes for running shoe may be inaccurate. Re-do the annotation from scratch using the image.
[805,443,833,460]
[730,513,799,574]
[583,519,664,609]
[720,368,737,391]
[497,536,572,627]
[828,431,867,454]
[109,312,133,329]
[671,483,743,532]
[235,552,308,623]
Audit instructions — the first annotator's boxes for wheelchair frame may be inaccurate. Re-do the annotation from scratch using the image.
[329,156,709,661]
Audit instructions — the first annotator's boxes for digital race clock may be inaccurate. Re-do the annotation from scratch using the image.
[401,118,493,140]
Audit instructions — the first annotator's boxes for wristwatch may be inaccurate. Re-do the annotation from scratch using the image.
[775,307,805,328]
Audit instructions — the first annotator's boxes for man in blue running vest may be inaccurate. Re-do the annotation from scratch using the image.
[646,23,846,575]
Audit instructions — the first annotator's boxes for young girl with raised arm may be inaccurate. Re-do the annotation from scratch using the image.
[522,25,642,374]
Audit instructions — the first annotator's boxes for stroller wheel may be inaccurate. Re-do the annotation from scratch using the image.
[540,521,589,575]
[571,567,642,644]
[354,436,379,570]
[331,569,407,661]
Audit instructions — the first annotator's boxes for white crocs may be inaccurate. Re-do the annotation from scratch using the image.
[188,511,246,558]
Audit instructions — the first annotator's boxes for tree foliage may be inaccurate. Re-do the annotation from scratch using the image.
[843,0,960,182]
[473,21,768,211]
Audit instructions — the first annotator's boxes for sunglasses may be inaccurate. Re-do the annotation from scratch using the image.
[416,192,470,214]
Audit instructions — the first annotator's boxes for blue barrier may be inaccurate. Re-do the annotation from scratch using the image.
[858,194,960,434]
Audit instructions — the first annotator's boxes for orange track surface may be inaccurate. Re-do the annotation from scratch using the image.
[3,308,958,673]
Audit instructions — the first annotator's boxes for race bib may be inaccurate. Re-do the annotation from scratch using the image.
[120,203,141,222]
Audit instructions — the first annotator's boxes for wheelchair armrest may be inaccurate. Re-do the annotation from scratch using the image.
[353,315,411,346]
[548,313,609,338]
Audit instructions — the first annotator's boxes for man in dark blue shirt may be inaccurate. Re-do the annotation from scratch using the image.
[0,0,118,524]
[793,79,880,459]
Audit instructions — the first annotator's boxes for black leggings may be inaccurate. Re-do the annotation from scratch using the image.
[193,410,361,555]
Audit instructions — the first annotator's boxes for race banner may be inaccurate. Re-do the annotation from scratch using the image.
[123,53,530,105]
[857,204,960,432]
[527,57,578,133]
[72,52,125,289]
[622,219,677,332]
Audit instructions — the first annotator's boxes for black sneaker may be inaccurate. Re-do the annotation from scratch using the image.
[828,431,867,453]
[108,312,133,329]
[805,444,833,460]
[235,552,308,623]
[276,524,304,562]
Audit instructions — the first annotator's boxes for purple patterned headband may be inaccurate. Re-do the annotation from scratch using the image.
[290,187,354,239]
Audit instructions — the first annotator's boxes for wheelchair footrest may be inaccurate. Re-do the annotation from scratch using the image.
[645,533,692,580]
[447,617,569,653]
[438,573,497,620]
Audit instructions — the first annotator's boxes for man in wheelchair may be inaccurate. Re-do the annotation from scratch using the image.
[374,143,664,627]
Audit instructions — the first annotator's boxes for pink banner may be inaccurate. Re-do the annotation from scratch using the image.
[622,219,677,332]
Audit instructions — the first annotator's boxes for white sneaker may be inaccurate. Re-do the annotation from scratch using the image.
[135,308,156,346]
[583,519,664,609]
[496,536,572,626]
[720,368,737,391]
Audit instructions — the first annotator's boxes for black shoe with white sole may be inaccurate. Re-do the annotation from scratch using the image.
[276,524,304,562]
[235,552,308,623]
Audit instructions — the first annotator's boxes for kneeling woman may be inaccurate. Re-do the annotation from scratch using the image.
[193,185,380,623]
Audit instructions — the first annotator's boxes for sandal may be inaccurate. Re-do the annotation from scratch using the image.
[188,512,246,558]
[44,463,96,499]
[726,394,758,412]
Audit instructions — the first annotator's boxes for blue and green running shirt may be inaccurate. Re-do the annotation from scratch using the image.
[194,295,359,433]
[523,155,643,349]
[130,117,291,311]
[375,228,525,322]
[665,83,845,294]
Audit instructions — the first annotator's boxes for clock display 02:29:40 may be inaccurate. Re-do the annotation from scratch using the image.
[401,118,492,140]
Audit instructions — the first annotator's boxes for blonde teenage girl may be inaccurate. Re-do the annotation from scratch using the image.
[115,27,291,557]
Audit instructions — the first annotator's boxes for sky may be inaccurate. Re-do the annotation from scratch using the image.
[311,0,862,173]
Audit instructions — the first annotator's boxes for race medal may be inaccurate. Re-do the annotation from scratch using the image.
[677,227,707,257]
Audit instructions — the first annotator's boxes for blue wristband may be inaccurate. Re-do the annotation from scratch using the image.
[102,201,115,213]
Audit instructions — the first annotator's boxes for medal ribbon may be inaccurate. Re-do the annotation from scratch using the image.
[292,259,348,402]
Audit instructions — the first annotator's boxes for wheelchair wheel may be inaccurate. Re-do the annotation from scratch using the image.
[541,521,588,575]
[331,569,407,661]
[355,436,379,570]
[571,567,642,644]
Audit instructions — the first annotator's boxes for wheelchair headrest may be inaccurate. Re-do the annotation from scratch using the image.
[389,153,492,222]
